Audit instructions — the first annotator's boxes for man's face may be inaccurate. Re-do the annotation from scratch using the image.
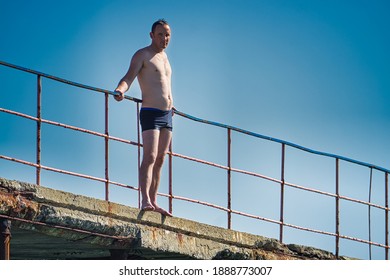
[150,24,171,50]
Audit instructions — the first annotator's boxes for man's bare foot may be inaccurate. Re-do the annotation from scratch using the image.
[141,202,155,211]
[153,206,173,217]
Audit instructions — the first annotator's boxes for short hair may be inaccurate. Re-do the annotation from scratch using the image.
[151,19,169,33]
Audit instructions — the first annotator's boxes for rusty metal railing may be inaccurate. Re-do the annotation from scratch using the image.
[0,60,389,259]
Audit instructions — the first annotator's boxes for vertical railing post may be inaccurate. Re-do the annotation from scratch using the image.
[386,172,389,260]
[136,102,141,209]
[169,141,173,214]
[104,92,109,201]
[227,128,232,229]
[335,158,340,258]
[279,143,285,243]
[368,168,373,260]
[0,219,11,260]
[36,75,42,185]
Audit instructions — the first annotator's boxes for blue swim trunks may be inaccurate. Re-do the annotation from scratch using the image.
[140,107,173,132]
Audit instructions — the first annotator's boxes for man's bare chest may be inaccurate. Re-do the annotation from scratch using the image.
[145,54,171,78]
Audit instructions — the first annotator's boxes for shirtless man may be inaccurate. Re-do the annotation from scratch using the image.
[114,19,173,216]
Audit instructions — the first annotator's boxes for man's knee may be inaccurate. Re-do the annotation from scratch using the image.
[154,152,167,167]
[143,152,157,166]
[142,150,167,167]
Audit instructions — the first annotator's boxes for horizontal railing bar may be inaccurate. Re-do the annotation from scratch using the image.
[169,194,231,212]
[0,107,140,147]
[175,110,390,174]
[285,180,388,211]
[172,152,284,184]
[0,60,141,103]
[162,193,389,250]
[282,221,389,249]
[0,154,138,192]
[231,210,389,249]
[171,151,388,211]
[0,213,130,240]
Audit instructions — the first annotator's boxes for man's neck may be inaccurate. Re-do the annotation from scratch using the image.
[149,44,164,53]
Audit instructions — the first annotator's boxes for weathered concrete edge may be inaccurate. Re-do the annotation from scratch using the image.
[0,177,349,259]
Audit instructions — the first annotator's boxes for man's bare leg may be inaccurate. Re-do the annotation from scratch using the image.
[149,128,172,216]
[139,129,159,211]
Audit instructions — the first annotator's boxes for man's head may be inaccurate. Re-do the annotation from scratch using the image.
[150,19,171,51]
[151,19,169,33]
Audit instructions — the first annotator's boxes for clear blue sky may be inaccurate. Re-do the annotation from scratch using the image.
[1,0,389,259]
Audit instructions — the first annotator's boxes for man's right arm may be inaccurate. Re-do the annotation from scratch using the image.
[114,50,144,101]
